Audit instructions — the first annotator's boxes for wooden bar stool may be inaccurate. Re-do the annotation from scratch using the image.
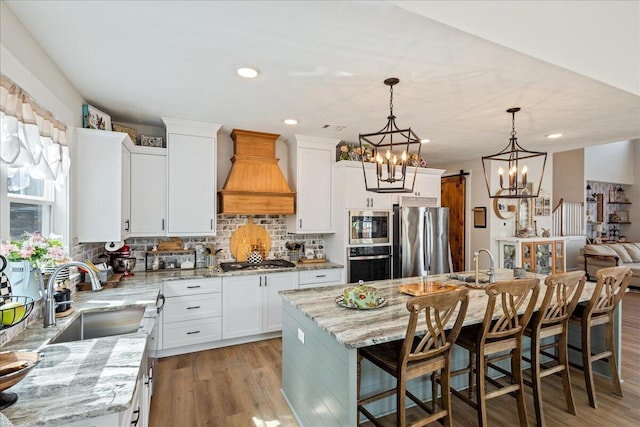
[569,265,632,409]
[357,288,469,427]
[450,278,540,427]
[524,270,586,427]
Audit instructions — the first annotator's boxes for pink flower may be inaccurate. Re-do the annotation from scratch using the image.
[0,243,19,256]
[355,147,362,155]
[340,146,348,152]
[47,246,69,262]
[19,245,35,259]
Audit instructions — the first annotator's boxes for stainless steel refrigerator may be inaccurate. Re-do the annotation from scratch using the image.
[392,205,453,278]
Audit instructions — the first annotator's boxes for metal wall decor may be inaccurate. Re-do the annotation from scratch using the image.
[359,77,423,193]
[482,107,547,199]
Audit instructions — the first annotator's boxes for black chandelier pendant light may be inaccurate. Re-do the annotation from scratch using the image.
[359,77,423,193]
[482,107,547,199]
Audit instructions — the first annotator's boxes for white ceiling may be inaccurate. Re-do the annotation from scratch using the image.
[5,1,640,167]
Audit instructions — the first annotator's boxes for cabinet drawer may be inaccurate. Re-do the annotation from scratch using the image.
[163,277,222,297]
[162,316,221,349]
[164,294,221,323]
[299,268,342,286]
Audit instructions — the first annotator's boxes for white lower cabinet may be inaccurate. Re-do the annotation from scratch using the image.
[161,277,222,350]
[120,377,143,427]
[222,271,298,339]
[298,268,342,288]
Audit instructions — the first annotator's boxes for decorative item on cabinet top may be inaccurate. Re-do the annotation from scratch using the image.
[141,135,164,148]
[112,123,137,144]
[82,103,112,131]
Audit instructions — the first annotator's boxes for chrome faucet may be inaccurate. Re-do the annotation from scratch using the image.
[474,248,496,285]
[44,261,102,327]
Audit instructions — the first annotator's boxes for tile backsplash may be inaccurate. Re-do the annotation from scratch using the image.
[122,214,324,271]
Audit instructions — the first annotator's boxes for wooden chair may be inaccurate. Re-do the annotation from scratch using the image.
[357,288,469,427]
[450,278,540,427]
[524,271,586,427]
[569,265,632,409]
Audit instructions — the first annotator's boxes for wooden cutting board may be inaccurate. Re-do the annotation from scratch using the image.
[229,216,271,261]
[398,282,459,296]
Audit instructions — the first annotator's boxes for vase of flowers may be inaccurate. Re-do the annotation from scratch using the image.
[0,232,71,301]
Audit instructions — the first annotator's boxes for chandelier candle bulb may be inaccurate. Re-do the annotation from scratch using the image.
[522,166,528,186]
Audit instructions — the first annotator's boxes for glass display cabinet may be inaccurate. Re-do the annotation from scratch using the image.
[498,237,566,274]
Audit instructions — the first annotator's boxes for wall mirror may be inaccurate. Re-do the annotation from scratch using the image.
[516,189,535,237]
[492,190,516,219]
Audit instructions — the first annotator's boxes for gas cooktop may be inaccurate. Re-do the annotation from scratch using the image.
[219,259,296,272]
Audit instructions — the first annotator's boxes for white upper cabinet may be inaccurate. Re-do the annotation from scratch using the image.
[162,118,221,236]
[75,128,134,243]
[287,135,339,233]
[344,163,392,210]
[130,149,167,236]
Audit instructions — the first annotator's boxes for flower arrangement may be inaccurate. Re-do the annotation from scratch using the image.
[0,232,71,269]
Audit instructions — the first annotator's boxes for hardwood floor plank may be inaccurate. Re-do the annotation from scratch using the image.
[150,291,640,426]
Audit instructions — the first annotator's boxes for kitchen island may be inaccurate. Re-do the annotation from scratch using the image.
[279,270,608,426]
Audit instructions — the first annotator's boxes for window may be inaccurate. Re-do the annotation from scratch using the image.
[1,75,70,244]
[7,167,54,240]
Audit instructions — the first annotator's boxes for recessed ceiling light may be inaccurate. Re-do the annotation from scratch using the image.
[546,133,563,139]
[284,119,298,125]
[236,66,259,79]
[420,139,431,143]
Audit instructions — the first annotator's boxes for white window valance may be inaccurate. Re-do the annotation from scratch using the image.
[0,74,70,188]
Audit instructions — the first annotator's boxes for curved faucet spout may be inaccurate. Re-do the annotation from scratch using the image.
[473,248,496,284]
[44,261,102,328]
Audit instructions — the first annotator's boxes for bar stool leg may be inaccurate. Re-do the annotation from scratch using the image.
[357,353,362,425]
[531,332,545,427]
[581,317,597,408]
[512,348,528,427]
[605,314,624,398]
[441,364,453,427]
[397,373,407,427]
[559,329,577,415]
[475,350,488,427]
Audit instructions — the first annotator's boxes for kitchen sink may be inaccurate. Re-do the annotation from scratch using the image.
[449,272,490,283]
[49,307,145,344]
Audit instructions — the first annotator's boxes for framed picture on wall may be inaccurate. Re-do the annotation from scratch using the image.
[473,207,487,228]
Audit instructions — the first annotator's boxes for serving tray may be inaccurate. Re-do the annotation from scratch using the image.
[398,282,459,296]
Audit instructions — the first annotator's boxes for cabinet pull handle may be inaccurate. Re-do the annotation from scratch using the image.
[366,198,369,208]
[259,277,262,287]
[125,219,130,232]
[264,276,267,287]
[299,218,302,228]
[316,274,326,278]
[162,219,165,230]
[210,219,214,230]
[186,306,201,310]
[370,198,373,207]
[187,285,201,289]
[187,330,201,335]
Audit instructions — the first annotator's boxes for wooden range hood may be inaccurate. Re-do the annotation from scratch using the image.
[218,129,296,215]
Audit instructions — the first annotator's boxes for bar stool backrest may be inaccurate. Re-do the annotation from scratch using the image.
[536,271,587,328]
[482,279,540,341]
[589,266,632,316]
[400,288,469,367]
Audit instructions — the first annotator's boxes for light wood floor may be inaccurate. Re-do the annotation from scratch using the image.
[150,291,640,426]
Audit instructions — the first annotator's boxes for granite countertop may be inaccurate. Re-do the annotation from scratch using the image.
[280,269,599,349]
[1,276,161,426]
[1,263,343,426]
